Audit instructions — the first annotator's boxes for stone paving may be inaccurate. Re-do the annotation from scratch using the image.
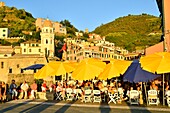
[1,99,170,113]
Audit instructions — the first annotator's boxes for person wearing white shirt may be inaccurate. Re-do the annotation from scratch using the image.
[21,81,29,99]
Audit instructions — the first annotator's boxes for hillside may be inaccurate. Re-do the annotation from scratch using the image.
[93,14,162,52]
[0,6,36,37]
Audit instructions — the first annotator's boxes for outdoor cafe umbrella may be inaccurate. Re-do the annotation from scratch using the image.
[34,61,76,79]
[140,52,170,105]
[123,59,161,106]
[98,59,132,80]
[123,59,161,83]
[71,58,106,80]
[22,64,45,70]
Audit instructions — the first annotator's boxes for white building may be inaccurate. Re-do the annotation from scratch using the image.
[0,28,9,39]
[19,19,55,57]
[40,19,55,57]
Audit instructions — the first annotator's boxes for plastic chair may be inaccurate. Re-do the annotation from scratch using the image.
[108,92,117,104]
[129,90,139,105]
[66,88,75,101]
[93,90,101,103]
[148,90,159,106]
[84,90,92,103]
[165,90,170,107]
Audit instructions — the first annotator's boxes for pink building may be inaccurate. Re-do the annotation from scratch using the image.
[36,18,66,34]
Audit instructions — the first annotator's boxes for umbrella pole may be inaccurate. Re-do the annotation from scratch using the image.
[163,73,165,106]
[144,82,148,106]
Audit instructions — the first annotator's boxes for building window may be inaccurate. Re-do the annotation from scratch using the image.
[29,49,31,52]
[3,34,5,37]
[24,43,26,46]
[39,49,41,52]
[102,54,104,58]
[46,39,48,44]
[1,62,4,68]
[17,64,19,68]
[3,29,6,32]
[24,49,26,52]
[114,56,117,59]
[36,44,39,47]
[9,68,12,73]
[32,44,35,47]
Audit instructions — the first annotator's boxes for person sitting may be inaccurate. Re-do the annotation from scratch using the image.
[30,80,37,99]
[56,82,63,100]
[137,86,143,105]
[125,86,133,101]
[150,82,158,91]
[165,85,170,96]
[9,80,18,100]
[21,81,29,99]
[1,82,6,102]
[110,80,116,88]
[83,82,91,91]
[0,82,2,102]
[41,80,47,92]
[56,82,63,92]
[117,82,124,100]
[49,81,54,93]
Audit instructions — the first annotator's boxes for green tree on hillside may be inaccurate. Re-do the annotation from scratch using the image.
[93,14,162,51]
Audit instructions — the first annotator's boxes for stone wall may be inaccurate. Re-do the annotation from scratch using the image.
[7,74,35,86]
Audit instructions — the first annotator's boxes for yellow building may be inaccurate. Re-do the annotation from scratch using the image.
[20,41,41,55]
[0,46,14,58]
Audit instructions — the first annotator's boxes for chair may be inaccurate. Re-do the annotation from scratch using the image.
[75,89,82,100]
[66,88,75,101]
[165,90,170,107]
[55,91,62,100]
[129,90,139,105]
[108,92,117,104]
[148,90,159,106]
[93,90,101,103]
[84,90,92,103]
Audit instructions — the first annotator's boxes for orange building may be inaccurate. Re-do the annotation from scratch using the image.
[146,0,170,55]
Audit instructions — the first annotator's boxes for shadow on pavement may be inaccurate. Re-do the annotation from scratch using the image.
[0,100,33,112]
[99,99,111,113]
[126,100,152,113]
[55,100,77,113]
[22,100,56,113]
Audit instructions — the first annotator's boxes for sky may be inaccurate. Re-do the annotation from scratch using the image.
[4,0,160,32]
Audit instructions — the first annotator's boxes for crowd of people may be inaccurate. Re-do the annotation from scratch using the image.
[0,78,169,105]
